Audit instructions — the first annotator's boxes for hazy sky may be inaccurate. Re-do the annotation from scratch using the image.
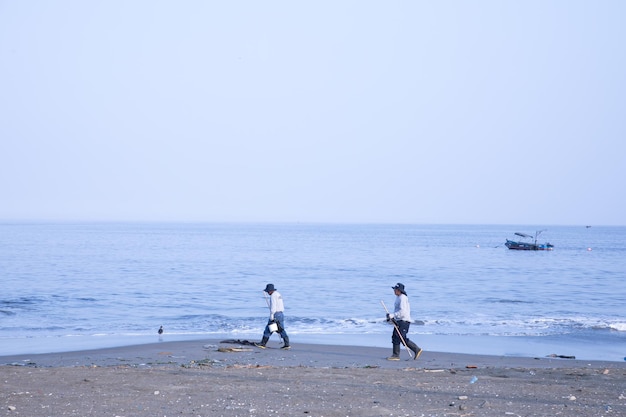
[1,1,625,225]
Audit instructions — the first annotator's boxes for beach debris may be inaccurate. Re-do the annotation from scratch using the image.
[7,406,16,411]
[466,364,477,368]
[568,395,576,401]
[181,358,221,368]
[458,395,468,400]
[547,354,576,359]
[154,390,160,395]
[470,376,478,384]
[7,361,35,367]
[220,338,257,346]
[217,347,253,353]
[602,368,610,374]
[423,369,445,372]
[229,364,272,369]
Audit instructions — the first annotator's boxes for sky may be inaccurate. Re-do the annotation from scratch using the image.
[1,1,625,226]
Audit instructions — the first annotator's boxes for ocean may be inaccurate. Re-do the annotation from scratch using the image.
[1,223,624,361]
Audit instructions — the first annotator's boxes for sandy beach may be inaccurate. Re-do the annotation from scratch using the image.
[1,339,625,417]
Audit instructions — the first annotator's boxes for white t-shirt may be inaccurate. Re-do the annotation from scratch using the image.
[269,291,285,320]
[393,293,411,322]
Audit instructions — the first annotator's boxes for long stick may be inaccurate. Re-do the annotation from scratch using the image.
[380,300,413,358]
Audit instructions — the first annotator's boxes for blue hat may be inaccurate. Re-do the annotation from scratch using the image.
[264,283,276,292]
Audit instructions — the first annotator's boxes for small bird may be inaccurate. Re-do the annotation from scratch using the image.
[158,326,164,335]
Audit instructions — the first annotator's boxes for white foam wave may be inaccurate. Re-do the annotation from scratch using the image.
[609,323,626,332]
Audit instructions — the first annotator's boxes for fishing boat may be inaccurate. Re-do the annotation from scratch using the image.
[505,230,554,251]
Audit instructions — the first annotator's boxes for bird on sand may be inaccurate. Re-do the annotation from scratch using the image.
[158,326,163,335]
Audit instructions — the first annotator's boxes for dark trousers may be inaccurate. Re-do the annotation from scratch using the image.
[262,312,289,346]
[392,320,411,345]
[391,320,420,355]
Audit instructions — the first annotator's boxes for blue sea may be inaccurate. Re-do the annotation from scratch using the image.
[1,223,625,361]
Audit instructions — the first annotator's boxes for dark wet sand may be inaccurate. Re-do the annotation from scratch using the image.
[2,339,625,416]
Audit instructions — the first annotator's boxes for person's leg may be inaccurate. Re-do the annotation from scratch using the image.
[275,312,290,348]
[387,343,400,360]
[405,338,422,359]
[399,321,422,359]
[256,323,271,347]
[388,328,401,360]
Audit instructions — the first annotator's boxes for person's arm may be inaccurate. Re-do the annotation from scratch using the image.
[397,295,410,321]
[269,292,279,320]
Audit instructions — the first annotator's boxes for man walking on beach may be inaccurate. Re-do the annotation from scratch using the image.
[256,283,291,349]
[387,283,422,360]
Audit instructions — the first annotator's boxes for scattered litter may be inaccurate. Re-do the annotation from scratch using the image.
[220,339,257,346]
[8,361,36,367]
[458,395,468,400]
[181,358,222,368]
[217,347,253,353]
[229,364,272,369]
[470,376,478,384]
[547,354,576,359]
[466,364,477,368]
[424,369,445,373]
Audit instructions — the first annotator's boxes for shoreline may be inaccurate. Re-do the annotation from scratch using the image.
[2,339,625,417]
[2,337,624,370]
[2,330,624,362]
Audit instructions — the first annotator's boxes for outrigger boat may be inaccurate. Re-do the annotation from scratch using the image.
[505,230,554,251]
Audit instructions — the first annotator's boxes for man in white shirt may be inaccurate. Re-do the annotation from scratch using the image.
[256,283,291,349]
[386,283,422,360]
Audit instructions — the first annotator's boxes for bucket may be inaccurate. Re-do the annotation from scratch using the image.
[268,322,279,333]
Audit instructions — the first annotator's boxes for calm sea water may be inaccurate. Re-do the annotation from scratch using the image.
[1,223,625,360]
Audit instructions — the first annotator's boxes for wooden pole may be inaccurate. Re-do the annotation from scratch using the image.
[380,300,413,358]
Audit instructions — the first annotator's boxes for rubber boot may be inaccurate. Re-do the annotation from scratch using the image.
[281,335,290,349]
[406,340,422,360]
[256,336,269,348]
[387,344,400,360]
